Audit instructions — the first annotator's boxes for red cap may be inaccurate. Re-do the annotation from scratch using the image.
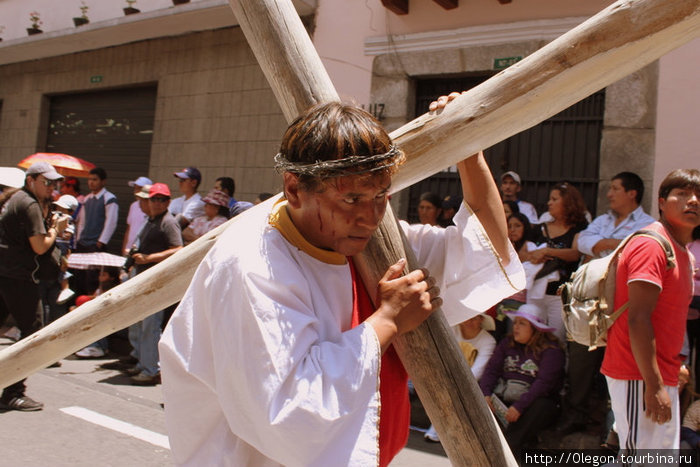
[149,183,171,198]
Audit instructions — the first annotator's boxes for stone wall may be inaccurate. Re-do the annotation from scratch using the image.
[0,26,287,201]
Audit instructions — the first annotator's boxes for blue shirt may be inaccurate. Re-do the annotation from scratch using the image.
[577,205,656,258]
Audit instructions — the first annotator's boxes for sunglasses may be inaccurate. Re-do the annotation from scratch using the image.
[40,178,58,187]
[149,197,170,203]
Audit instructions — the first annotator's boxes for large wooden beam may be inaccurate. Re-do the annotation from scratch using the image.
[0,0,698,461]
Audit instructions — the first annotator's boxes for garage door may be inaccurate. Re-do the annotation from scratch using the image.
[408,76,604,223]
[45,86,157,252]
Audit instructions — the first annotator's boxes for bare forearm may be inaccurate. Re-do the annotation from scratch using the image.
[182,228,197,242]
[544,247,581,262]
[144,246,183,264]
[629,308,664,390]
[592,238,621,256]
[457,153,510,265]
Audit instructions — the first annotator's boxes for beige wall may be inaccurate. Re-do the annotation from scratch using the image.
[0,27,286,201]
[314,0,614,106]
[653,38,700,214]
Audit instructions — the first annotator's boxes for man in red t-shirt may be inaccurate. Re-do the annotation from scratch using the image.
[601,169,700,451]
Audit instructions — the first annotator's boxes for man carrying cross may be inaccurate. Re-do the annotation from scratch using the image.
[159,102,524,466]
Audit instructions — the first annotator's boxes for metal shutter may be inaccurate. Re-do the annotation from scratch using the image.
[46,86,157,252]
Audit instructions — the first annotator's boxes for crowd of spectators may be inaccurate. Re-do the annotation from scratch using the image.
[0,164,261,397]
[418,169,700,458]
[1,157,698,463]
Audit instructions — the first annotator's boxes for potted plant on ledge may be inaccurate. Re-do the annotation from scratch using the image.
[73,2,90,27]
[27,11,43,35]
[124,0,140,15]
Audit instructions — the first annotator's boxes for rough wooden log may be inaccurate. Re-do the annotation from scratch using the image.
[354,203,515,466]
[0,1,697,459]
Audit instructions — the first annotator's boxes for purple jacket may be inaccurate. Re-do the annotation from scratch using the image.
[479,337,564,414]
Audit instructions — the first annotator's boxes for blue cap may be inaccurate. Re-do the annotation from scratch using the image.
[173,167,201,182]
[128,176,153,187]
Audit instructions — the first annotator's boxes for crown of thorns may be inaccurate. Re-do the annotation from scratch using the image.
[274,145,402,177]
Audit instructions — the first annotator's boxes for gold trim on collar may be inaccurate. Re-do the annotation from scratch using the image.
[269,199,347,265]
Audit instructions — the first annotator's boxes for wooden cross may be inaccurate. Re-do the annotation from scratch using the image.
[0,1,697,465]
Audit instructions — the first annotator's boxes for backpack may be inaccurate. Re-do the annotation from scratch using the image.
[559,229,676,350]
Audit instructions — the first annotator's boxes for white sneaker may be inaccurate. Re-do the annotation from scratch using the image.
[56,288,75,305]
[424,424,440,442]
[75,346,106,358]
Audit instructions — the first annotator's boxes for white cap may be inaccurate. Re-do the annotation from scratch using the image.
[54,194,79,212]
[500,171,521,185]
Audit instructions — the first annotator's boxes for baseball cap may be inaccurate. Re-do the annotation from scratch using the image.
[149,183,171,198]
[25,162,64,181]
[202,189,231,208]
[53,194,79,212]
[500,171,521,185]
[173,167,201,182]
[128,176,153,187]
[135,184,152,199]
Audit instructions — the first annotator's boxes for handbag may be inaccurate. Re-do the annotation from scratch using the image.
[493,378,531,404]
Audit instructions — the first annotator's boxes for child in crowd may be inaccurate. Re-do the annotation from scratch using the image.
[424,313,497,443]
[508,213,536,262]
[494,212,535,340]
[479,303,565,458]
[43,195,79,324]
[73,267,121,358]
[182,189,230,244]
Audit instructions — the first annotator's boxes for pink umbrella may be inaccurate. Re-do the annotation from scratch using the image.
[67,252,126,270]
[18,153,96,178]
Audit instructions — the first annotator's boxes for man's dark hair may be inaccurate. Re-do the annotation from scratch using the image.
[258,192,274,202]
[658,169,700,216]
[278,102,404,192]
[89,167,107,180]
[612,172,644,205]
[216,177,235,197]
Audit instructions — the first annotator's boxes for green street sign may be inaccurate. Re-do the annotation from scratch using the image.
[90,75,103,83]
[493,56,522,70]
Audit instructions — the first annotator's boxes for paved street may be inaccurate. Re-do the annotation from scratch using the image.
[0,337,450,466]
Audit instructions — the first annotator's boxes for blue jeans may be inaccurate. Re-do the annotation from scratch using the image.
[132,310,164,376]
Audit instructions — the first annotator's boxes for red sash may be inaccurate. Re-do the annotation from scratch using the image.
[348,258,409,467]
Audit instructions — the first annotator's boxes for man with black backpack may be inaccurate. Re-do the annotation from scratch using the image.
[0,162,69,411]
[601,169,700,451]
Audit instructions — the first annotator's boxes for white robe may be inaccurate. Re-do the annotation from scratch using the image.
[159,199,524,467]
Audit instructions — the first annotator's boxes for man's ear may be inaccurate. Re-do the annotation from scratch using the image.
[283,172,301,208]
